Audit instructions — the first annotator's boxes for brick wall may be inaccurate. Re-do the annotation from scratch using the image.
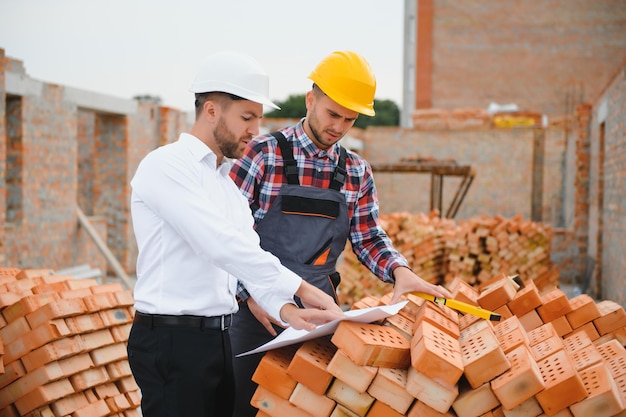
[429,0,626,117]
[589,66,626,306]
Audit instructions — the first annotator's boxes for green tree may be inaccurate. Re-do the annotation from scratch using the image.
[265,94,400,127]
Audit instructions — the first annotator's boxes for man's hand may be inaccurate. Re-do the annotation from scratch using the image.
[247,297,282,337]
[279,303,345,331]
[390,266,452,304]
[294,280,343,313]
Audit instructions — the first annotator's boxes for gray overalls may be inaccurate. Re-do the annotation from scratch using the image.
[230,132,349,417]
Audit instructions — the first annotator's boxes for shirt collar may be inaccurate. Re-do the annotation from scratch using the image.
[179,132,231,175]
[293,119,341,163]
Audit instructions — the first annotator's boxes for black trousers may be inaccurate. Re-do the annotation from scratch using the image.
[127,320,235,417]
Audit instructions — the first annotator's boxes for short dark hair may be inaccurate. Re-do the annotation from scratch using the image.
[194,92,245,119]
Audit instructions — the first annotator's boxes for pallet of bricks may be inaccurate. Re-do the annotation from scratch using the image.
[0,267,141,417]
[250,273,626,417]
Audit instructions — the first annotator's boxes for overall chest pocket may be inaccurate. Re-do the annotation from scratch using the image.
[280,194,339,219]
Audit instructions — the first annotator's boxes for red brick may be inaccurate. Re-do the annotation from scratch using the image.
[253,347,298,399]
[563,331,593,354]
[530,335,563,361]
[592,300,626,336]
[565,322,600,342]
[287,337,336,395]
[507,280,543,317]
[502,396,543,417]
[99,307,133,327]
[411,322,464,387]
[527,322,558,346]
[413,302,461,339]
[15,269,54,280]
[0,317,30,345]
[460,325,510,388]
[407,400,457,417]
[550,315,573,337]
[105,393,132,413]
[90,342,128,366]
[110,323,132,343]
[490,345,545,410]
[327,349,377,394]
[24,298,87,329]
[518,309,544,332]
[406,366,458,414]
[535,350,587,415]
[565,294,601,329]
[329,404,361,417]
[69,366,109,391]
[79,328,115,351]
[2,293,60,323]
[326,379,374,417]
[493,304,513,321]
[569,363,624,417]
[331,321,410,368]
[13,378,74,415]
[567,343,604,372]
[288,382,335,417]
[0,361,25,391]
[93,381,121,399]
[537,288,573,323]
[65,312,106,333]
[366,399,405,417]
[477,278,518,311]
[384,313,413,340]
[452,381,500,417]
[105,360,132,380]
[72,398,110,417]
[366,367,414,414]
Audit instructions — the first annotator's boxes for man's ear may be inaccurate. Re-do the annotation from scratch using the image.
[305,90,315,112]
[203,99,219,122]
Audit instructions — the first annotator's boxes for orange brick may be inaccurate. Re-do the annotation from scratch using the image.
[490,345,545,410]
[79,328,115,351]
[411,322,463,387]
[330,404,361,417]
[563,331,593,354]
[65,312,106,334]
[115,376,138,393]
[331,321,410,368]
[252,385,313,417]
[518,309,543,332]
[69,366,109,391]
[549,315,573,337]
[72,398,110,417]
[287,337,336,395]
[15,269,54,280]
[0,361,67,409]
[493,304,513,320]
[110,323,132,343]
[252,346,298,399]
[459,319,493,344]
[565,322,601,342]
[105,393,132,413]
[384,313,413,340]
[59,287,93,300]
[565,294,601,329]
[413,302,460,339]
[527,322,558,346]
[407,400,457,417]
[99,308,133,327]
[2,293,60,323]
[596,339,626,361]
[0,317,31,345]
[452,381,500,417]
[567,343,604,372]
[288,382,335,417]
[530,335,564,361]
[105,360,132,379]
[569,363,624,417]
[366,399,405,417]
[458,311,482,331]
[90,342,128,366]
[93,381,121,399]
[537,288,573,323]
[497,326,529,355]
[592,300,626,336]
[535,350,587,415]
[477,279,518,311]
[460,326,510,388]
[326,378,375,416]
[507,280,542,316]
[13,378,74,415]
[0,361,25,392]
[367,368,414,414]
[327,350,377,394]
[450,278,480,307]
[502,396,543,417]
[24,298,87,329]
[406,366,458,414]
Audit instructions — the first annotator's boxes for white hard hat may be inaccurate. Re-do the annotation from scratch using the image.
[189,51,280,110]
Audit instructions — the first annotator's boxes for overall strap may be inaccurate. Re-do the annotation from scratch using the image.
[271,131,299,185]
[271,131,347,190]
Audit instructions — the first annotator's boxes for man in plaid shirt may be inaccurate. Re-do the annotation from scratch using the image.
[228,50,451,417]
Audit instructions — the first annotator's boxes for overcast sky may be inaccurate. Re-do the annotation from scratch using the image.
[0,0,405,113]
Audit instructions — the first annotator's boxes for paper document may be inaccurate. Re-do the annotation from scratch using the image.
[236,300,408,357]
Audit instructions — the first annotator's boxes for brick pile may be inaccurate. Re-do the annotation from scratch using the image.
[0,268,140,417]
[337,213,557,307]
[250,274,626,417]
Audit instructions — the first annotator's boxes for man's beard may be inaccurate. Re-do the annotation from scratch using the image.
[214,117,245,159]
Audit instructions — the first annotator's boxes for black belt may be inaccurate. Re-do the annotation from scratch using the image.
[134,311,232,331]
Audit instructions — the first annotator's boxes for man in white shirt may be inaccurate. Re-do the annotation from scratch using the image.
[127,51,344,417]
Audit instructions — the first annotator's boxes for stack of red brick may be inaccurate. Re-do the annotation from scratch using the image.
[0,268,141,417]
[250,274,626,417]
[337,213,557,307]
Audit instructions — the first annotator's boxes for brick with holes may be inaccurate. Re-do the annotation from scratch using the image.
[490,344,545,410]
[406,366,458,414]
[252,345,299,399]
[331,321,410,369]
[535,349,587,415]
[569,362,624,417]
[460,324,510,388]
[287,336,336,395]
[366,367,414,414]
[411,321,464,387]
[326,349,377,393]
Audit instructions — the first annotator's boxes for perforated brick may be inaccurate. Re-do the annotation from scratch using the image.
[527,322,558,346]
[411,321,463,387]
[287,337,336,395]
[288,382,336,417]
[413,302,461,339]
[452,381,500,417]
[530,335,564,362]
[563,331,592,354]
[507,280,542,317]
[331,321,410,368]
[569,363,625,417]
[367,367,414,414]
[535,350,587,415]
[406,366,458,414]
[251,345,298,399]
[326,349,377,394]
[490,344,545,410]
[567,343,604,372]
[326,378,375,417]
[565,294,601,329]
[592,300,626,336]
[460,326,510,388]
[384,313,414,340]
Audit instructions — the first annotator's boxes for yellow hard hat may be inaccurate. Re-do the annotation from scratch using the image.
[308,50,376,117]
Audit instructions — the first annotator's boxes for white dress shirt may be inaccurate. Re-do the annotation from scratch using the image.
[130,133,301,321]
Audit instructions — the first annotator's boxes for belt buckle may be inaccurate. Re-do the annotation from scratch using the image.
[221,315,227,331]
